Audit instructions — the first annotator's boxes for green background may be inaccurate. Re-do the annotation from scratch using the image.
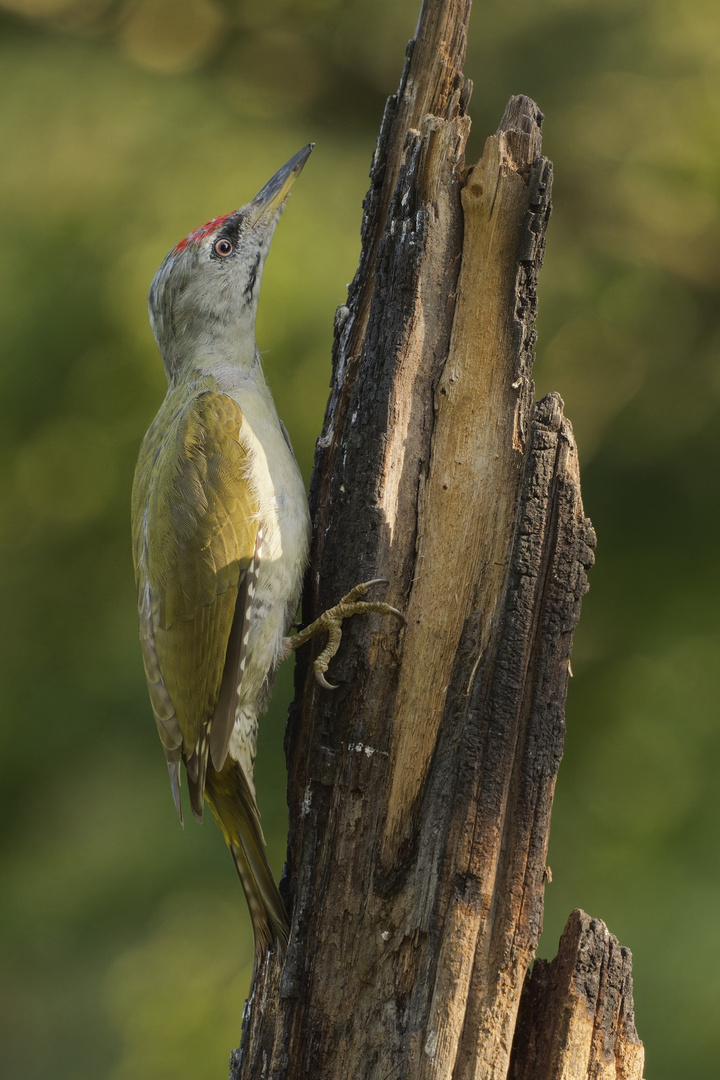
[1,1,718,1077]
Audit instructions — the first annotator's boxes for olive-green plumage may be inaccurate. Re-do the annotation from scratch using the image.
[132,147,314,964]
[132,383,258,811]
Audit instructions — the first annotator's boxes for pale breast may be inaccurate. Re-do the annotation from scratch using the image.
[226,382,311,775]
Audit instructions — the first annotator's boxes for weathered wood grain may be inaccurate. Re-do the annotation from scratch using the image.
[381,97,548,871]
[509,910,645,1080]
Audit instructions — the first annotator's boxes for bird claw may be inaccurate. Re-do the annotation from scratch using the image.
[290,578,404,690]
[314,669,338,691]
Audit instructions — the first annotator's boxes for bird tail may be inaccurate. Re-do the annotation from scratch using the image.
[205,758,289,969]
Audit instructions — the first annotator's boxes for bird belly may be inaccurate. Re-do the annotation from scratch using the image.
[226,401,310,783]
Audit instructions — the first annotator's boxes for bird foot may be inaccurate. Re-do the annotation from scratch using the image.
[287,579,404,689]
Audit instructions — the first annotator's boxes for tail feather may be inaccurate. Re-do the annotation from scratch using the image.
[205,758,289,968]
[230,839,289,964]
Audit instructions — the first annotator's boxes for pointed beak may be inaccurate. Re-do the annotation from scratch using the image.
[245,143,314,227]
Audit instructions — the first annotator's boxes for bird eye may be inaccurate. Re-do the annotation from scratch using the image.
[213,238,233,257]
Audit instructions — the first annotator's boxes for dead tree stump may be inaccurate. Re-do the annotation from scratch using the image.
[231,2,644,1077]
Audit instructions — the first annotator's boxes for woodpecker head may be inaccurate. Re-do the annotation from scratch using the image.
[149,143,313,377]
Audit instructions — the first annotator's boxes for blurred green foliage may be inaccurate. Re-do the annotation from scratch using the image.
[0,1,718,1077]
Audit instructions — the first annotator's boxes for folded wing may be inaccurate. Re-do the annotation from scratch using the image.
[132,390,258,821]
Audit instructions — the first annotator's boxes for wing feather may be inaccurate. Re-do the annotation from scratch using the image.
[209,527,263,772]
[132,389,258,818]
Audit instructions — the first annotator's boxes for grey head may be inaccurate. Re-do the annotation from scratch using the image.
[149,143,313,379]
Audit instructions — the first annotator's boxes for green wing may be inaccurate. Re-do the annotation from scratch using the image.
[132,390,258,821]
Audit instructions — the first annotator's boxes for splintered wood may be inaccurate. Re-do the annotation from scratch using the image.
[381,111,546,871]
[510,910,645,1080]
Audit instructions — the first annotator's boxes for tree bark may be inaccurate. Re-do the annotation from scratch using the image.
[230,2,643,1078]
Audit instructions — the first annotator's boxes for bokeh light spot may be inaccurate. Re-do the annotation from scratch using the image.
[118,0,225,75]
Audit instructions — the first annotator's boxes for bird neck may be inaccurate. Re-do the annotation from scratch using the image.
[161,314,261,389]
